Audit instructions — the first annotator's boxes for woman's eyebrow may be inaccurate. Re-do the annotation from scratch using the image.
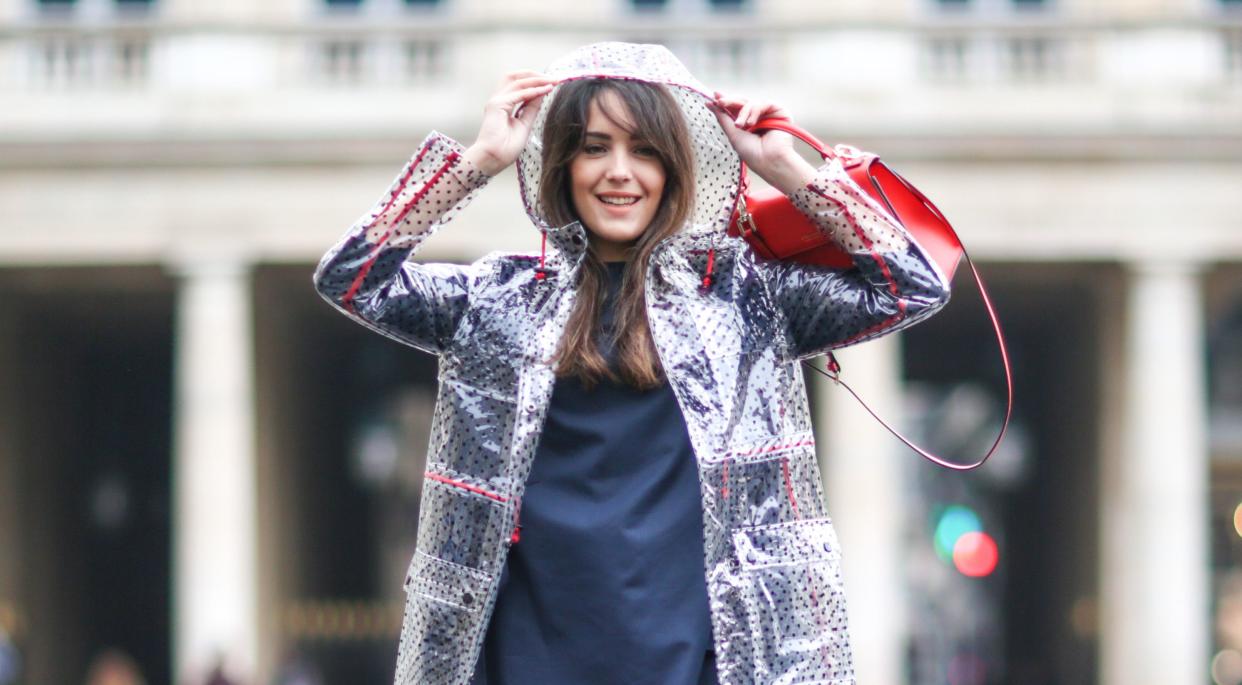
[585,131,613,141]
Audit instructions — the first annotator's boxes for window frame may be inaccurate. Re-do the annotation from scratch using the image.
[624,0,754,15]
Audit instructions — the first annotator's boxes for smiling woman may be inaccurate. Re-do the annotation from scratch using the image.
[313,42,950,685]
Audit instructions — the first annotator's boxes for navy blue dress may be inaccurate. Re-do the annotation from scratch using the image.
[472,261,717,685]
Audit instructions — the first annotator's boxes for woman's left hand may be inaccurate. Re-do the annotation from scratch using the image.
[712,92,817,196]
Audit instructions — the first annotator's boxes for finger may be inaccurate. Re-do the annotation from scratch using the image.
[735,102,754,128]
[516,92,547,127]
[501,70,542,83]
[717,101,742,118]
[746,101,766,127]
[716,97,746,114]
[500,84,555,110]
[713,108,746,146]
[753,101,789,124]
[504,75,557,92]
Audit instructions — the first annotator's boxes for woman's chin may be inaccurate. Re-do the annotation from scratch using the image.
[584,223,644,247]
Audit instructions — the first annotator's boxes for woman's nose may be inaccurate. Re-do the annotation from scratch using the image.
[605,152,633,181]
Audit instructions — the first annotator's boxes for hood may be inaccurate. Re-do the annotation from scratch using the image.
[515,42,742,249]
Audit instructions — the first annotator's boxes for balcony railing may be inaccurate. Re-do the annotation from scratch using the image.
[921,27,1089,85]
[311,35,447,87]
[18,29,150,89]
[2,18,1241,92]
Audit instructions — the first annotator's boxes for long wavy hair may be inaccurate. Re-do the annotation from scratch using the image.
[539,79,695,390]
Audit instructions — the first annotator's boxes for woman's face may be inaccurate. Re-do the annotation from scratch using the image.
[569,90,667,262]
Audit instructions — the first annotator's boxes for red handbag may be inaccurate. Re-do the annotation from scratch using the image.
[727,118,1012,471]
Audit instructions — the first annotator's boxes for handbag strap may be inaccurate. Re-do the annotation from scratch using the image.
[746,118,1013,471]
[803,244,1013,472]
[747,117,832,159]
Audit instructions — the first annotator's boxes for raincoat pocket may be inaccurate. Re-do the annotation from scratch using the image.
[396,551,494,683]
[733,519,855,684]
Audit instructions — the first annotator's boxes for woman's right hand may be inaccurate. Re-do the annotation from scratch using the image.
[463,71,556,176]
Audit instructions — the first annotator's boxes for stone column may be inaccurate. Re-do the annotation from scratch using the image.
[0,305,19,628]
[1101,260,1209,685]
[814,335,908,685]
[172,260,259,684]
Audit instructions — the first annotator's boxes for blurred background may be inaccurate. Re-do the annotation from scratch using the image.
[0,0,1240,683]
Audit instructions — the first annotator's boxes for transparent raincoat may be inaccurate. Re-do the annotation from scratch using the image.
[314,42,950,685]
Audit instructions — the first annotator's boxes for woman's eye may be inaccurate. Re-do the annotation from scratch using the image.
[634,146,658,157]
[583,144,607,154]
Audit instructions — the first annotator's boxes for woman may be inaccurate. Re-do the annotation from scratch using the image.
[314,43,950,685]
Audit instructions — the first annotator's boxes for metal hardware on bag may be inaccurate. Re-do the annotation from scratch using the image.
[736,205,758,238]
[833,144,863,160]
[832,144,867,170]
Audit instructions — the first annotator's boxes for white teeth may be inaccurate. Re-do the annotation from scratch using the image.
[599,196,638,206]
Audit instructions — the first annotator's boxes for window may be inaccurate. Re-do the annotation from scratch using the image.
[629,0,751,11]
[929,0,1051,11]
[1010,0,1049,12]
[35,0,76,15]
[115,0,154,16]
[34,0,158,17]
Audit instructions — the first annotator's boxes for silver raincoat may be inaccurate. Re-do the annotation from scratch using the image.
[314,42,950,685]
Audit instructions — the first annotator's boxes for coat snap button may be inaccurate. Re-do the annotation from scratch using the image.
[745,552,757,563]
[823,542,833,554]
[461,592,474,606]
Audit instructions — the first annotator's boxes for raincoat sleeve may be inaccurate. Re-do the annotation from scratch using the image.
[756,158,951,360]
[313,131,491,355]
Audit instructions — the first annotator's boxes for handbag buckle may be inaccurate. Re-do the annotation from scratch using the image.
[833,144,863,160]
[736,206,758,238]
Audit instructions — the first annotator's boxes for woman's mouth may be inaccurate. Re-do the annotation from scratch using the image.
[597,194,640,207]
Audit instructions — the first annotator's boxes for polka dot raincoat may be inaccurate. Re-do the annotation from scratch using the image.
[314,42,951,685]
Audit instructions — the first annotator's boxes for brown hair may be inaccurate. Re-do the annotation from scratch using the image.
[539,79,695,390]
